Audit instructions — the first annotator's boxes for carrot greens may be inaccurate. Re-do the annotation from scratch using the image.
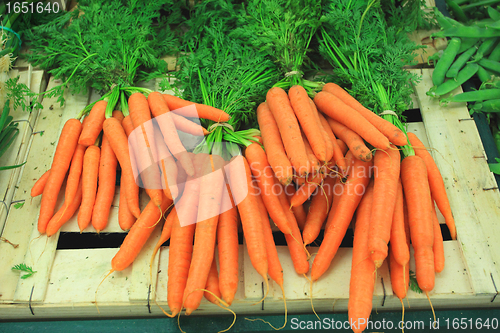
[22,0,182,113]
[318,0,424,154]
[162,1,279,157]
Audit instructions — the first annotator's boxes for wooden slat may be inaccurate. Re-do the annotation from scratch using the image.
[10,77,90,303]
[0,69,46,233]
[411,68,500,297]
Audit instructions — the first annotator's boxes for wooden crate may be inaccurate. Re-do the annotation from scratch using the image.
[1,69,500,320]
[0,65,46,234]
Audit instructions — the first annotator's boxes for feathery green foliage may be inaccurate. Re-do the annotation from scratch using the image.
[24,0,182,108]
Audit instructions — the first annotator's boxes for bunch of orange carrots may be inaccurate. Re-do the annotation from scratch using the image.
[255,82,456,332]
[31,81,457,326]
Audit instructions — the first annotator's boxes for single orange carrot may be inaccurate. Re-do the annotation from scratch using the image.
[245,143,292,235]
[389,180,410,267]
[92,135,118,232]
[148,91,194,177]
[327,117,372,162]
[103,117,141,218]
[285,184,307,231]
[183,155,226,315]
[267,87,310,176]
[170,112,208,136]
[204,256,222,305]
[153,128,178,200]
[78,100,107,146]
[322,83,407,146]
[309,99,333,163]
[217,185,239,306]
[407,132,456,240]
[31,169,50,197]
[45,180,83,237]
[162,94,231,123]
[317,112,346,172]
[289,85,327,162]
[401,155,435,292]
[38,118,82,234]
[314,91,390,150]
[77,145,100,232]
[431,199,445,273]
[118,172,136,231]
[257,102,293,186]
[312,152,374,281]
[111,194,172,272]
[348,180,376,333]
[368,146,401,268]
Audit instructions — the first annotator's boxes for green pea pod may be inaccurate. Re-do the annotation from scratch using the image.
[458,37,481,54]
[446,0,467,22]
[472,98,500,112]
[432,25,500,38]
[462,0,500,12]
[429,63,479,97]
[433,38,462,86]
[488,6,500,21]
[488,41,500,61]
[477,65,494,82]
[447,44,478,78]
[471,37,499,63]
[443,88,500,103]
[479,58,500,73]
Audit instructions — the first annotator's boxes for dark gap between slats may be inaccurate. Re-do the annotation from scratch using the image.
[57,232,127,249]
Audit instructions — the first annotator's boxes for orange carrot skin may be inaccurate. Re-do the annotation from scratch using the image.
[46,181,83,237]
[112,110,125,122]
[148,91,194,177]
[401,155,435,292]
[368,145,401,268]
[64,144,86,206]
[154,128,178,200]
[322,83,407,146]
[103,117,141,218]
[389,180,410,267]
[286,184,307,230]
[289,85,327,162]
[162,94,231,123]
[112,195,173,271]
[303,175,336,246]
[204,256,222,305]
[217,188,239,306]
[327,117,372,162]
[389,245,409,300]
[128,93,162,205]
[290,170,325,208]
[309,99,333,163]
[92,134,118,232]
[277,187,310,275]
[168,172,201,316]
[314,91,390,150]
[257,102,294,185]
[118,172,136,231]
[79,100,107,146]
[31,169,50,197]
[312,153,374,281]
[77,145,100,232]
[407,132,456,240]
[431,201,445,273]
[170,112,208,136]
[317,112,346,172]
[227,156,269,278]
[348,181,375,333]
[245,143,292,235]
[38,118,82,234]
[266,87,310,176]
[255,184,284,287]
[183,155,226,315]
